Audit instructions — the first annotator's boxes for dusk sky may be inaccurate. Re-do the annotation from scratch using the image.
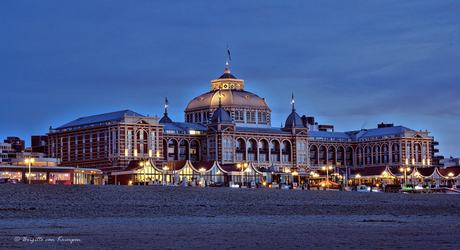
[2,1,459,158]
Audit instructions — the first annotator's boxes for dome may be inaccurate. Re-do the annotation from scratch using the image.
[184,63,272,127]
[185,89,270,111]
[186,64,270,112]
[210,105,232,124]
[284,109,305,129]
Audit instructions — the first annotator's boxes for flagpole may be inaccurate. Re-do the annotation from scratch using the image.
[227,43,231,62]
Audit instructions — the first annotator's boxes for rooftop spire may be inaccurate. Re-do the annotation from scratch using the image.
[159,96,172,123]
[165,96,169,114]
[225,61,230,74]
[291,92,295,111]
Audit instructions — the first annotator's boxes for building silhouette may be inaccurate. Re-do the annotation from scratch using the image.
[47,64,437,183]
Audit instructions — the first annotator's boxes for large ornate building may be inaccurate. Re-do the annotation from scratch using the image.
[47,63,437,184]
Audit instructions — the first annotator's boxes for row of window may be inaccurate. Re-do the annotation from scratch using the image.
[55,120,123,132]
[234,111,267,122]
[186,110,269,123]
[310,137,352,142]
[360,134,400,141]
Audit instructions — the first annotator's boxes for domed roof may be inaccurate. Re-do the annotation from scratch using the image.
[210,105,232,124]
[284,109,305,129]
[186,89,270,111]
[185,64,271,112]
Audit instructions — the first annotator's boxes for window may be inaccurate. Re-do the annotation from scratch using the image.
[151,133,155,151]
[235,111,240,121]
[251,111,256,122]
[246,111,250,121]
[1,171,22,181]
[27,172,47,180]
[271,154,278,162]
[282,155,289,162]
[299,154,306,162]
[260,154,266,161]
[50,173,70,181]
[258,112,262,122]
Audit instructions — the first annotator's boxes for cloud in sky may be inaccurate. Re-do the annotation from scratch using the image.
[1,0,459,157]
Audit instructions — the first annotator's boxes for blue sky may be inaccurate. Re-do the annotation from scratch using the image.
[1,1,459,157]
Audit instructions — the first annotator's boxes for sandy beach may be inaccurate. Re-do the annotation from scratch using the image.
[1,185,459,249]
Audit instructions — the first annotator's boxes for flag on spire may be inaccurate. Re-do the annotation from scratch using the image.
[227,44,231,61]
[165,96,169,109]
[291,92,294,105]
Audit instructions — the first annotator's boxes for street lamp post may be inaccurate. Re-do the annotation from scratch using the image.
[322,166,333,188]
[162,166,169,186]
[292,171,298,187]
[199,167,206,187]
[400,166,411,187]
[237,162,248,188]
[448,172,454,187]
[245,167,251,187]
[25,157,34,184]
[140,161,149,185]
[285,168,291,184]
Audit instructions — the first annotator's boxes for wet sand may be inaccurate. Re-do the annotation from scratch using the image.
[1,185,459,249]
